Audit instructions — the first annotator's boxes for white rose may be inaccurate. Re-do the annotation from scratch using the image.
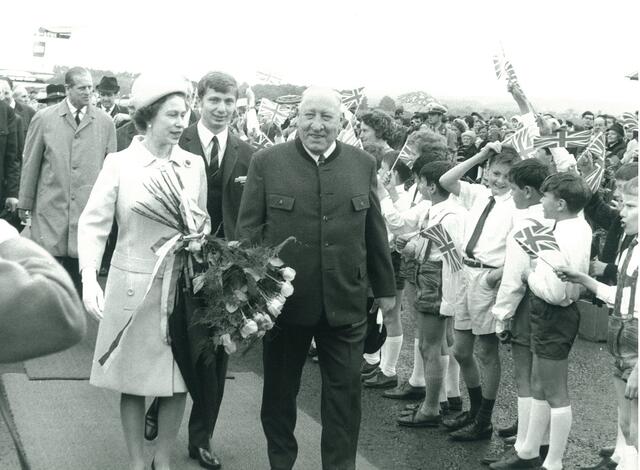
[267,298,284,317]
[220,334,237,354]
[280,281,294,297]
[240,319,259,338]
[280,267,296,281]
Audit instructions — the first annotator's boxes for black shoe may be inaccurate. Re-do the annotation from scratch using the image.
[144,400,159,441]
[599,446,615,459]
[188,445,222,470]
[488,453,540,469]
[442,410,475,431]
[360,361,379,380]
[382,381,426,400]
[482,447,516,465]
[448,396,463,412]
[363,370,398,389]
[497,421,518,438]
[449,420,493,442]
[580,457,618,469]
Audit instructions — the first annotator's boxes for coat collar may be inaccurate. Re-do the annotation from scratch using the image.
[131,135,189,168]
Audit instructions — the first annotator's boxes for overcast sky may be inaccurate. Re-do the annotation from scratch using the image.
[3,0,638,112]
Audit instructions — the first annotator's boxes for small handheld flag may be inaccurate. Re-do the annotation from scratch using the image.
[340,88,365,113]
[421,223,463,272]
[533,130,592,150]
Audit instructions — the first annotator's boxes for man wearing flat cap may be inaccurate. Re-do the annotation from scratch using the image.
[96,76,126,120]
[237,86,396,470]
[19,66,116,292]
[424,101,457,157]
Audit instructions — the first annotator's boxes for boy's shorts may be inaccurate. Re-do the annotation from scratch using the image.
[607,315,638,382]
[415,260,447,316]
[511,289,533,348]
[454,264,499,335]
[529,296,579,360]
[391,251,406,291]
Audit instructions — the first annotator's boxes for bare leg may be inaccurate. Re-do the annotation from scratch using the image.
[153,393,187,470]
[120,393,146,470]
[418,314,447,417]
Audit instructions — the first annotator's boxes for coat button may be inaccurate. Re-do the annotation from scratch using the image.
[324,242,330,247]
[323,216,328,222]
[278,199,283,204]
[127,288,134,296]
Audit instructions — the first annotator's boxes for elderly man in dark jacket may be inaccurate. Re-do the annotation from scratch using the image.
[237,87,396,470]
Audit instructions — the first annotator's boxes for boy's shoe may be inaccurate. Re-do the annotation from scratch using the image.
[599,447,615,458]
[443,410,475,431]
[449,421,493,441]
[363,370,397,389]
[382,382,426,400]
[482,447,516,465]
[497,421,518,438]
[448,396,463,412]
[579,457,618,469]
[488,453,540,469]
[360,361,379,380]
[440,401,450,415]
[397,410,442,428]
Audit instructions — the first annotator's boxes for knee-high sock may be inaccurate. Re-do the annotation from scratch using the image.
[363,350,380,365]
[611,418,625,464]
[619,445,638,470]
[542,406,572,470]
[518,399,550,459]
[514,397,533,453]
[446,354,461,398]
[408,339,425,387]
[439,355,449,402]
[380,335,403,376]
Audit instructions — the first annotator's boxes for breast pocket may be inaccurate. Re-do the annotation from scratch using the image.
[268,194,295,211]
[351,195,370,212]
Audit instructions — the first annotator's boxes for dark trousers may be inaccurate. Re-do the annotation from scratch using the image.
[261,316,367,470]
[54,256,82,296]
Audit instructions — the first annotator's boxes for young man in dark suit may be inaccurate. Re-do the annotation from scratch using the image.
[145,71,254,470]
[237,87,396,470]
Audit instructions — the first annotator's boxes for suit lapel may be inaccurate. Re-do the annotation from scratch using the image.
[222,135,239,190]
[77,106,95,134]
[180,124,207,169]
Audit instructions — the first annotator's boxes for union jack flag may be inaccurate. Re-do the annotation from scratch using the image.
[421,223,463,272]
[256,71,283,85]
[580,132,607,193]
[493,49,519,85]
[620,111,638,131]
[340,87,365,112]
[502,124,537,159]
[258,98,288,126]
[391,140,418,170]
[338,121,363,149]
[533,130,592,149]
[513,223,559,259]
[253,131,274,152]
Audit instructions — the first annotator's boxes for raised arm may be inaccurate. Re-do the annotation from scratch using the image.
[439,142,501,196]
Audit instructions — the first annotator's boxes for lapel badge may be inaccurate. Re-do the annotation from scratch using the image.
[185,159,191,168]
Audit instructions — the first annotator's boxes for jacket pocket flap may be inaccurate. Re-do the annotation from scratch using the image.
[351,195,370,211]
[268,194,295,211]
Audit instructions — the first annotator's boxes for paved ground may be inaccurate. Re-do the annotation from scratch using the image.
[0,304,616,470]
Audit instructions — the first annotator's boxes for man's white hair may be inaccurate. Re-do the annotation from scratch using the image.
[13,86,27,97]
[300,87,342,110]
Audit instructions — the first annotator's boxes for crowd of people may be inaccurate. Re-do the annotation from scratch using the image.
[0,66,637,470]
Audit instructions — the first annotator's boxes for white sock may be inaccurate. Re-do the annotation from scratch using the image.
[542,406,572,470]
[619,445,638,470]
[446,355,461,397]
[514,397,533,453]
[380,335,403,376]
[439,355,449,402]
[611,419,625,464]
[518,399,550,459]
[408,339,425,387]
[363,351,380,365]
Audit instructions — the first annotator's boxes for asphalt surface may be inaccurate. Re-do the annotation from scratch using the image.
[0,304,617,470]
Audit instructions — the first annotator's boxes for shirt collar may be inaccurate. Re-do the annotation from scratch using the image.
[197,121,228,150]
[429,196,455,219]
[66,98,86,116]
[301,140,337,163]
[493,190,512,203]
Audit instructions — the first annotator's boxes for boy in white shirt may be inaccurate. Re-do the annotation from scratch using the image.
[558,177,638,470]
[492,173,592,470]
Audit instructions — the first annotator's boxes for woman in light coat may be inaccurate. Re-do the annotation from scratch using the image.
[78,75,209,470]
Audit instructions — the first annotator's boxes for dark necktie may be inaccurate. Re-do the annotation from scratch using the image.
[317,153,326,165]
[75,109,82,126]
[465,196,496,259]
[209,136,220,175]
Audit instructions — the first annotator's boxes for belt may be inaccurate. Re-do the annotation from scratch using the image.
[463,257,497,269]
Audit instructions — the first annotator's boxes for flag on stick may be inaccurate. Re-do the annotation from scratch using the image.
[421,223,463,272]
[256,71,282,85]
[253,131,274,152]
[620,112,638,131]
[502,124,537,159]
[258,98,288,126]
[513,223,560,258]
[390,140,418,170]
[533,130,592,149]
[337,121,363,149]
[340,88,365,112]
[580,132,607,193]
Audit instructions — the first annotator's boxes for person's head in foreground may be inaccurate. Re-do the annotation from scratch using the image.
[540,172,591,220]
[485,146,521,197]
[297,87,342,155]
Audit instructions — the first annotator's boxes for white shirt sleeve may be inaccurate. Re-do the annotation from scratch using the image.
[458,181,487,211]
[492,235,529,322]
